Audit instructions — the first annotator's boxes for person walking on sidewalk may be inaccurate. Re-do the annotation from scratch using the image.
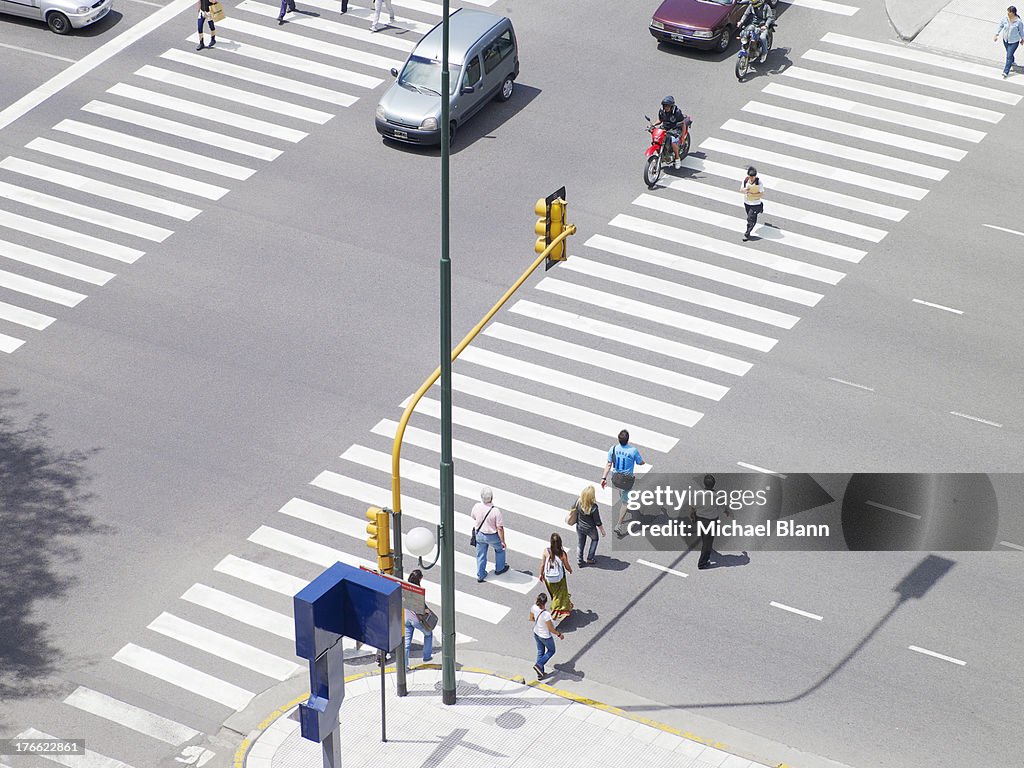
[601,429,645,537]
[741,166,765,242]
[196,0,216,49]
[572,485,606,566]
[403,569,434,668]
[539,533,573,619]
[370,0,394,31]
[995,7,1024,78]
[530,593,563,680]
[471,487,509,583]
[690,474,731,570]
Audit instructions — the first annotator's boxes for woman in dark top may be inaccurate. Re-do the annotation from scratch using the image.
[573,485,606,566]
[196,0,216,51]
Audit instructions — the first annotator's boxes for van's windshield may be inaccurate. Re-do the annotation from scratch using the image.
[399,56,463,96]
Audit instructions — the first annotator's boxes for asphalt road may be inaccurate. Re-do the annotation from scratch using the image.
[1,0,1022,766]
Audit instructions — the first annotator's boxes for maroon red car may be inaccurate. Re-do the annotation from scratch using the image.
[650,0,777,54]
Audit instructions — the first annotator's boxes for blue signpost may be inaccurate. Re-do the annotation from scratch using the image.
[294,562,403,768]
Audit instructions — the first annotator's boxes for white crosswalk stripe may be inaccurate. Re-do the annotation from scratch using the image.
[182,583,294,639]
[781,0,857,14]
[17,729,138,768]
[82,100,283,160]
[240,0,417,52]
[113,643,255,710]
[0,238,115,285]
[296,0,436,34]
[0,267,87,307]
[0,300,54,330]
[64,686,200,746]
[0,334,24,353]
[160,47,359,107]
[214,554,308,595]
[0,208,144,263]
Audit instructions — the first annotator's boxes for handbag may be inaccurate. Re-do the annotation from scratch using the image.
[418,608,438,632]
[469,505,493,548]
[209,1,225,21]
[611,471,635,491]
[566,502,578,526]
[543,551,564,583]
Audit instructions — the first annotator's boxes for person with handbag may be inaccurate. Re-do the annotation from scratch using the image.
[570,485,605,567]
[538,533,573,619]
[195,0,217,50]
[601,429,645,537]
[471,487,509,583]
[995,6,1024,78]
[403,569,434,667]
[530,592,563,679]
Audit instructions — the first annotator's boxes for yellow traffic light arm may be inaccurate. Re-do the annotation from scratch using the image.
[391,224,577,518]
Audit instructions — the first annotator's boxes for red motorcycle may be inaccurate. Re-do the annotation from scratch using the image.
[643,114,692,189]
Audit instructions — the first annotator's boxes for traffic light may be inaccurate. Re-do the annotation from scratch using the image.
[535,186,569,270]
[365,507,393,574]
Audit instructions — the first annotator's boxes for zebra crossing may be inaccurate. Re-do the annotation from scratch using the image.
[8,3,1024,766]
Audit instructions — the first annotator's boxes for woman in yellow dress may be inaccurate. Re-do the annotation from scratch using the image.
[539,533,573,619]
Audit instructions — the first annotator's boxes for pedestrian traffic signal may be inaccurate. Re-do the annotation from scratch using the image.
[534,186,570,270]
[365,507,393,574]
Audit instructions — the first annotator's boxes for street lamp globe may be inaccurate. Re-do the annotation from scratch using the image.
[407,526,436,558]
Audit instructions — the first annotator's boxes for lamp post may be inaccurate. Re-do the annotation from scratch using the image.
[437,0,456,707]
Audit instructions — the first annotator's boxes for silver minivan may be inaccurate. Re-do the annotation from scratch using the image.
[374,8,519,145]
[0,0,112,33]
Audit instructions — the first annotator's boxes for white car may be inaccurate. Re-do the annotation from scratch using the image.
[1,0,112,34]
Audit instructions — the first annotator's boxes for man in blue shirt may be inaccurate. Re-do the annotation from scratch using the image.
[601,429,645,537]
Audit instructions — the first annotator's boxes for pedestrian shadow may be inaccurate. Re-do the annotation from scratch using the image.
[548,659,585,682]
[587,555,629,572]
[289,9,320,17]
[558,608,598,634]
[706,550,750,569]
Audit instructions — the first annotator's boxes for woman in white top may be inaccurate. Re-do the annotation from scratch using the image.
[994,6,1024,78]
[529,593,563,679]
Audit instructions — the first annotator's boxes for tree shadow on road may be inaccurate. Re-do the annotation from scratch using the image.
[0,390,107,712]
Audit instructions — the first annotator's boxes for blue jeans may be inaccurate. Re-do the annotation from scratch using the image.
[1004,40,1020,76]
[534,633,556,672]
[404,616,434,667]
[475,531,505,580]
[577,529,598,563]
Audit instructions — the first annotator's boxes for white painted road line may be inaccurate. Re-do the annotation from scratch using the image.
[770,601,823,621]
[148,612,301,680]
[0,238,115,286]
[637,559,687,578]
[950,412,1003,428]
[215,554,308,595]
[611,212,847,284]
[17,728,138,768]
[290,0,435,34]
[0,0,194,132]
[912,298,963,315]
[0,266,88,307]
[998,541,1024,551]
[983,224,1024,238]
[239,0,416,52]
[113,643,255,710]
[865,500,921,520]
[27,137,229,200]
[782,0,857,14]
[0,301,54,330]
[108,83,308,143]
[736,462,786,478]
[908,645,966,666]
[828,377,875,392]
[0,42,74,62]
[183,583,294,638]
[0,208,144,264]
[64,685,200,745]
[0,157,201,221]
[0,334,25,354]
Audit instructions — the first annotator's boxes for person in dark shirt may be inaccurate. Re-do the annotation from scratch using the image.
[654,95,685,169]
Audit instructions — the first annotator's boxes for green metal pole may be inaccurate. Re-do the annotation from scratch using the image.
[439,0,456,707]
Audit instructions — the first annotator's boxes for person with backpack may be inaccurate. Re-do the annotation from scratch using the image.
[570,485,606,567]
[530,593,563,679]
[601,429,645,537]
[538,533,573,619]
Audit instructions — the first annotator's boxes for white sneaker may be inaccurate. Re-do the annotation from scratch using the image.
[673,159,680,169]
[369,23,380,30]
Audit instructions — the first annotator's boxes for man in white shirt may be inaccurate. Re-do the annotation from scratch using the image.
[471,487,509,582]
[691,474,730,570]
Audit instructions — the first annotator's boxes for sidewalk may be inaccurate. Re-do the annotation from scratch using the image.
[238,667,779,768]
[890,0,1022,72]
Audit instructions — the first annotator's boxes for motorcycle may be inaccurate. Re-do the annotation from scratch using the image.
[643,114,692,189]
[735,21,775,81]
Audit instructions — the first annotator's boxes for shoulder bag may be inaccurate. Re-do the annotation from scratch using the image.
[469,506,493,548]
[543,551,564,583]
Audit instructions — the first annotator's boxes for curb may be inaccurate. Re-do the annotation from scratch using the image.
[232,663,790,768]
[885,0,950,41]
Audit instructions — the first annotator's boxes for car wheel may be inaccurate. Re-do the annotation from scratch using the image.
[716,26,732,53]
[496,75,514,102]
[47,11,71,34]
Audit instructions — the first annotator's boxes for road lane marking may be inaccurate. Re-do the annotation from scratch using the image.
[0,266,88,307]
[637,559,687,578]
[17,728,138,768]
[950,412,1003,428]
[64,686,201,745]
[112,643,254,710]
[782,0,857,14]
[908,645,966,666]
[0,238,115,285]
[770,601,823,621]
[998,541,1024,551]
[983,224,1024,238]
[912,298,962,315]
[0,0,195,132]
[0,301,54,330]
[183,583,294,639]
[0,43,75,62]
[736,462,786,478]
[865,500,920,520]
[288,0,436,34]
[238,0,416,52]
[828,377,875,392]
[214,554,307,595]
[0,208,143,263]
[0,333,25,353]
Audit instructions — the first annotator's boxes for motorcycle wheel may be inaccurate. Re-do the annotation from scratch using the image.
[644,155,662,189]
[735,55,748,80]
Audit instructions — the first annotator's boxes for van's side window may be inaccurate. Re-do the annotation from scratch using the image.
[464,55,481,88]
[483,29,513,74]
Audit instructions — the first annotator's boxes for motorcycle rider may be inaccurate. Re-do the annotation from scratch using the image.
[738,0,775,61]
[654,95,686,169]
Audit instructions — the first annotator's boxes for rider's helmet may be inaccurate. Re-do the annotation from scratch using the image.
[751,0,764,6]
[661,95,675,107]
